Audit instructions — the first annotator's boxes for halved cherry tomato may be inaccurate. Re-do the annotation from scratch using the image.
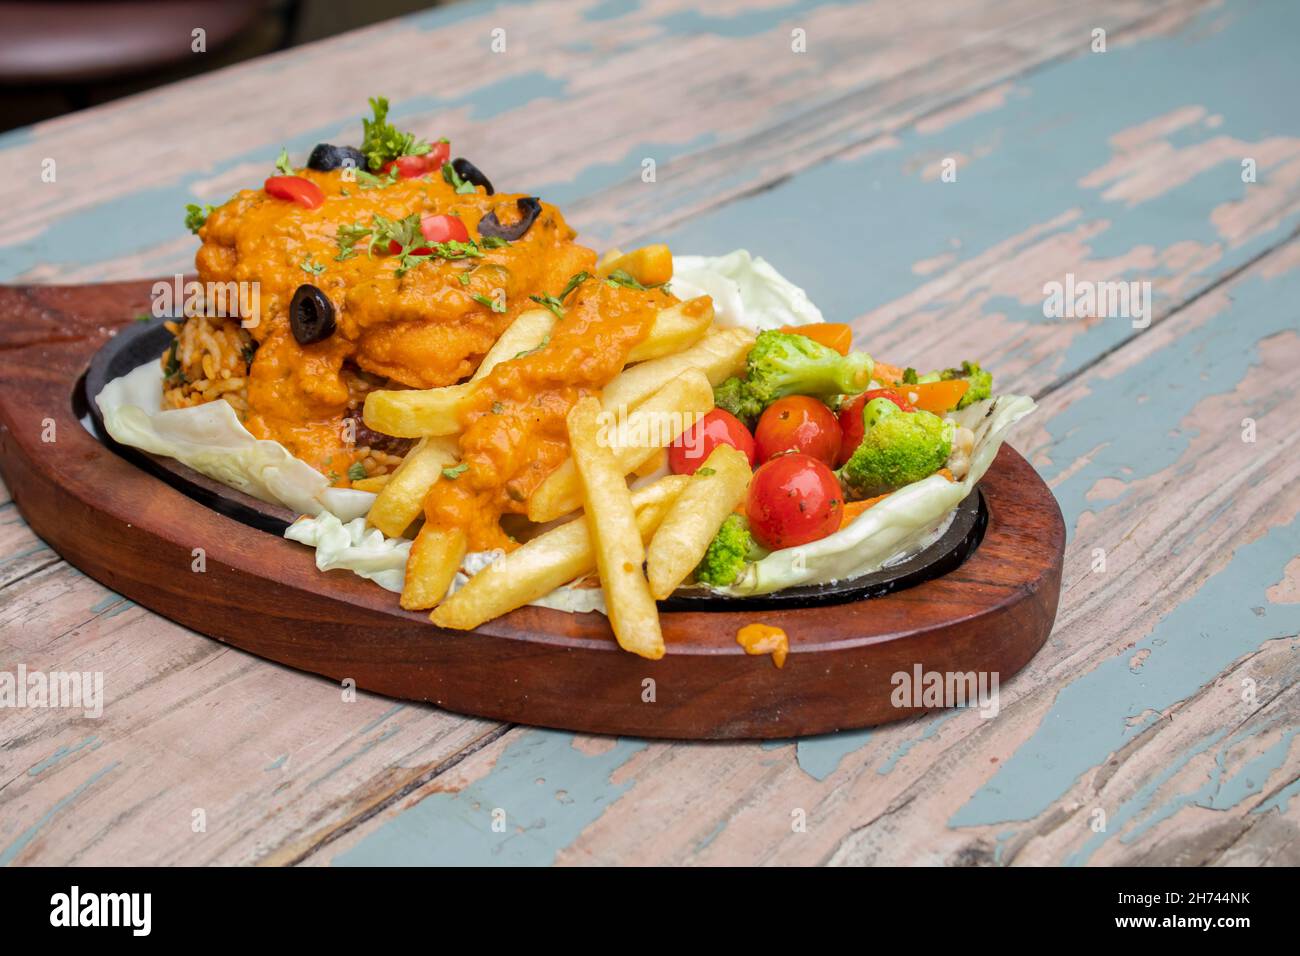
[380,142,450,179]
[895,379,970,414]
[781,322,853,356]
[386,214,470,255]
[835,388,916,467]
[747,453,842,550]
[668,408,755,475]
[264,175,324,210]
[754,395,842,466]
[420,214,469,244]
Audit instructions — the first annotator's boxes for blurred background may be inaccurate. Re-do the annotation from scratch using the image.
[0,0,459,132]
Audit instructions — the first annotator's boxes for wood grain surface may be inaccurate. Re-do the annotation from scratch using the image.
[1,0,1297,865]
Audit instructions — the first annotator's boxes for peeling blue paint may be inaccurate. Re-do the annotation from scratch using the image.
[0,762,118,866]
[27,736,99,776]
[334,729,644,866]
[796,727,873,781]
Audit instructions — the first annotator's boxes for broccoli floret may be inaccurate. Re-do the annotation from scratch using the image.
[695,514,758,587]
[837,398,954,498]
[712,375,766,425]
[939,360,992,409]
[713,331,873,422]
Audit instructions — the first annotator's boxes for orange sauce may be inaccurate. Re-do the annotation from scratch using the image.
[196,169,590,473]
[736,623,789,668]
[197,165,683,547]
[425,280,676,551]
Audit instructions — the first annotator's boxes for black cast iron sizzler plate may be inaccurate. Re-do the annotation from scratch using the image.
[84,317,986,610]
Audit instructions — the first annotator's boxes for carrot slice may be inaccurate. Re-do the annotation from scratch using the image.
[838,493,890,528]
[897,379,969,414]
[782,322,853,356]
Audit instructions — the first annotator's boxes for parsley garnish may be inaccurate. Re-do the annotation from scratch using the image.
[491,401,505,414]
[275,148,293,176]
[184,203,214,234]
[696,467,716,477]
[441,163,477,195]
[441,462,469,479]
[299,256,326,276]
[529,271,590,319]
[457,271,471,286]
[472,292,506,313]
[605,268,651,291]
[356,167,400,190]
[334,222,372,261]
[480,236,509,249]
[361,96,431,172]
[529,293,564,319]
[347,462,368,482]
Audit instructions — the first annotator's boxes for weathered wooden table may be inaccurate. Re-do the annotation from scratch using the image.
[2,0,1297,866]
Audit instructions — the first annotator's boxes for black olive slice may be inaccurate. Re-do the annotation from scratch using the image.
[451,157,494,195]
[290,284,336,345]
[477,197,542,242]
[307,144,366,172]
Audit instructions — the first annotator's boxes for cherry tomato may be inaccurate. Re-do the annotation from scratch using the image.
[380,142,450,179]
[264,175,325,209]
[668,408,755,475]
[746,453,842,550]
[835,388,916,467]
[754,395,842,466]
[420,214,469,244]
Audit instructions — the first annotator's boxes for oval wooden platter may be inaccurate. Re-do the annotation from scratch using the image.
[0,280,1065,739]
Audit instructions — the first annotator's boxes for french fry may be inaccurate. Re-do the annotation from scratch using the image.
[366,435,460,538]
[400,525,467,610]
[350,474,391,493]
[598,244,673,286]
[363,381,474,438]
[567,397,663,660]
[633,448,667,479]
[362,309,555,438]
[472,308,556,379]
[646,444,752,599]
[431,476,689,630]
[595,248,625,276]
[600,327,754,413]
[625,297,713,364]
[527,368,714,523]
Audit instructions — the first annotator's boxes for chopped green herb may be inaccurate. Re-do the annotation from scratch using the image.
[441,162,477,195]
[558,271,590,300]
[696,467,716,477]
[339,188,351,197]
[491,401,505,414]
[529,293,565,319]
[472,292,507,313]
[274,148,293,176]
[457,271,471,286]
[604,268,650,291]
[441,462,469,479]
[299,256,327,276]
[480,236,509,249]
[334,222,372,261]
[347,462,368,482]
[328,470,341,483]
[360,96,431,172]
[356,166,400,190]
[163,340,182,380]
[184,203,214,234]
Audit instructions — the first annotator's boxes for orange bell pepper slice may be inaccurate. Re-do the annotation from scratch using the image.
[781,322,853,356]
[896,379,969,414]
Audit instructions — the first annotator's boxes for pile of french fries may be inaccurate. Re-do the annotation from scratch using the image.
[358,247,757,660]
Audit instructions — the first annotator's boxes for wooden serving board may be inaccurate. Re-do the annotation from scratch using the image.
[0,280,1065,739]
